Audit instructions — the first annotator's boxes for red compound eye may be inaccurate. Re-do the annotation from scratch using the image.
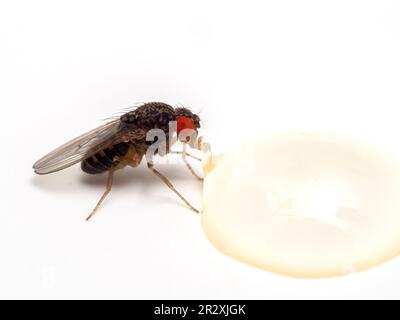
[176,116,195,133]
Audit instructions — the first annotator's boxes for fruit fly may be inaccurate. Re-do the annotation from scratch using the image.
[33,102,203,220]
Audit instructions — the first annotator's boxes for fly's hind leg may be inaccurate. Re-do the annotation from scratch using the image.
[147,162,199,213]
[86,170,114,221]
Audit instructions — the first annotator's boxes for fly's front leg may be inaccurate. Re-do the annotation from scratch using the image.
[181,145,203,181]
[171,144,203,181]
[170,151,202,161]
[147,162,199,213]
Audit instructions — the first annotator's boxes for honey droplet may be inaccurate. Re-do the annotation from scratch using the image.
[201,131,400,278]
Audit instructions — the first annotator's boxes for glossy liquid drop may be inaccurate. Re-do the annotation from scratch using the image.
[201,131,400,278]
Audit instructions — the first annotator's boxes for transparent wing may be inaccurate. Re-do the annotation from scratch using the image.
[33,119,125,175]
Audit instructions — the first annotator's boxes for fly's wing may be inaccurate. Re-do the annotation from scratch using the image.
[33,119,126,175]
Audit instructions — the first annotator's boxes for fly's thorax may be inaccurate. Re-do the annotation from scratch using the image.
[120,102,176,133]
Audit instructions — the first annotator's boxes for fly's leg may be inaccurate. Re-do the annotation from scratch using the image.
[86,170,114,221]
[181,144,203,181]
[171,144,203,181]
[170,151,202,161]
[147,162,199,213]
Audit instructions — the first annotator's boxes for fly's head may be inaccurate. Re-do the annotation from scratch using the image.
[175,107,201,143]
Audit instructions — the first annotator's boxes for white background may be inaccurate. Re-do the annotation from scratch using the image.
[1,0,400,299]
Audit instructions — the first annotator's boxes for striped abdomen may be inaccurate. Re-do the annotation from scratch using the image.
[81,142,130,174]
